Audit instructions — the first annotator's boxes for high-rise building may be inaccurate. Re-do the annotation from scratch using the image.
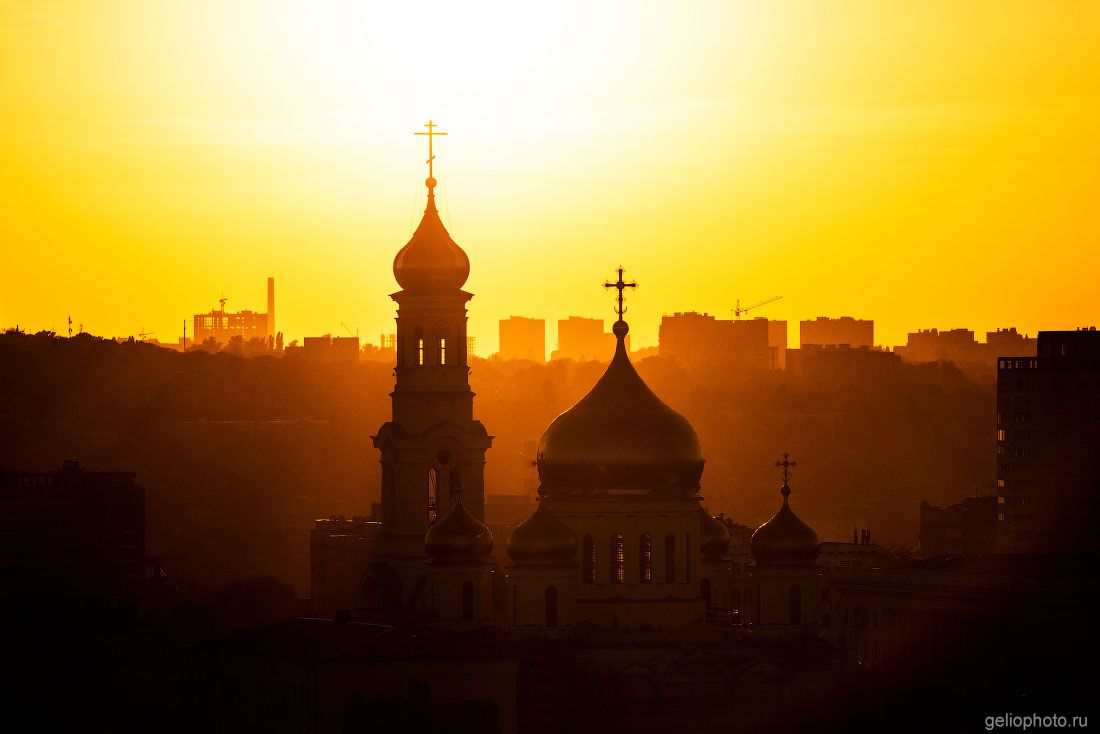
[309,515,380,614]
[498,316,545,361]
[301,335,360,363]
[658,312,774,370]
[0,459,145,601]
[800,317,873,348]
[193,277,275,349]
[996,328,1100,553]
[895,328,980,364]
[986,328,1036,359]
[918,496,996,558]
[552,316,623,361]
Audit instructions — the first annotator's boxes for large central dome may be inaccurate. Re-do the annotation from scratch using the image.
[537,320,704,493]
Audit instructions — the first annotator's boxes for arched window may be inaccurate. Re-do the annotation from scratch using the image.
[415,327,425,366]
[685,534,693,581]
[665,533,676,582]
[789,584,802,625]
[701,577,712,608]
[639,534,653,583]
[582,535,596,584]
[545,585,558,627]
[439,337,447,365]
[462,581,474,620]
[610,533,625,584]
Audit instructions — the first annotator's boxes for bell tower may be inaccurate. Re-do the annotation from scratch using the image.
[372,121,493,577]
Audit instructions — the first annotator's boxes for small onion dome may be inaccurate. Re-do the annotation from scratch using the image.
[392,178,470,293]
[699,507,731,558]
[537,321,704,493]
[750,483,821,566]
[507,502,577,566]
[424,497,493,561]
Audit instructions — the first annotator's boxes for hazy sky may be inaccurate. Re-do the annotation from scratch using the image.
[2,0,1098,353]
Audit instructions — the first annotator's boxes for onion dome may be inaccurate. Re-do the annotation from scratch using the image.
[750,482,821,566]
[392,177,470,293]
[424,497,493,561]
[537,320,704,492]
[699,507,731,558]
[507,502,577,566]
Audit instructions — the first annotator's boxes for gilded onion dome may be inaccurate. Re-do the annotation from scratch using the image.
[699,506,731,558]
[392,177,470,293]
[424,497,493,561]
[537,319,705,493]
[750,482,821,566]
[507,502,577,566]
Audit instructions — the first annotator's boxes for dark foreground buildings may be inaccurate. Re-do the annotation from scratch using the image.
[181,154,1099,732]
[0,459,145,602]
[996,328,1100,553]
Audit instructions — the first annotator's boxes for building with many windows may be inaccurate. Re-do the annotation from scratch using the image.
[799,316,873,348]
[995,328,1100,553]
[0,459,145,602]
[498,316,546,362]
[192,277,275,349]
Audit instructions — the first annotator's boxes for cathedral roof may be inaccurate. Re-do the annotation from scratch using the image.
[424,496,493,561]
[392,177,470,293]
[536,319,704,493]
[750,481,821,566]
[507,502,577,566]
[699,506,731,558]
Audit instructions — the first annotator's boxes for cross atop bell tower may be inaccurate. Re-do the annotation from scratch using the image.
[414,119,447,181]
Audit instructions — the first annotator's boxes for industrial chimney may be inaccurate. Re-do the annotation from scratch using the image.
[267,277,275,336]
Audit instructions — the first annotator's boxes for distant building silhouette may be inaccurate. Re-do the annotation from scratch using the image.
[552,316,623,361]
[310,516,381,614]
[498,316,545,361]
[919,496,997,558]
[895,326,1036,370]
[301,334,360,363]
[658,312,778,370]
[0,459,144,602]
[996,328,1100,553]
[985,327,1036,359]
[895,327,980,365]
[800,316,873,349]
[193,276,275,349]
[789,343,901,382]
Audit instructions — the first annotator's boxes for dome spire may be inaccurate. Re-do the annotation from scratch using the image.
[603,266,638,340]
[392,119,469,292]
[414,118,448,213]
[775,452,797,504]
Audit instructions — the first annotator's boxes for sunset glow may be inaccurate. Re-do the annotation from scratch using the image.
[2,0,1098,350]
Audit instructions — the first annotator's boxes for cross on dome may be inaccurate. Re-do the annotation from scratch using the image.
[414,119,448,187]
[604,266,638,339]
[775,452,797,498]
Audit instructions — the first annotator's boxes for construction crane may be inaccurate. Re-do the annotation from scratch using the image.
[138,329,155,341]
[341,322,359,338]
[733,295,782,320]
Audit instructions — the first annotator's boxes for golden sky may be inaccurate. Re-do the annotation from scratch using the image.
[2,0,1098,352]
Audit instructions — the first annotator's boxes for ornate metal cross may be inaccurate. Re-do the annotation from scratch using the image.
[414,119,448,179]
[604,266,638,320]
[775,452,797,486]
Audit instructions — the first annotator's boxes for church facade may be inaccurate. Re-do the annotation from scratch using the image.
[353,141,824,639]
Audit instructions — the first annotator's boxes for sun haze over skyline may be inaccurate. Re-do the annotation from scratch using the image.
[2,0,1098,352]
